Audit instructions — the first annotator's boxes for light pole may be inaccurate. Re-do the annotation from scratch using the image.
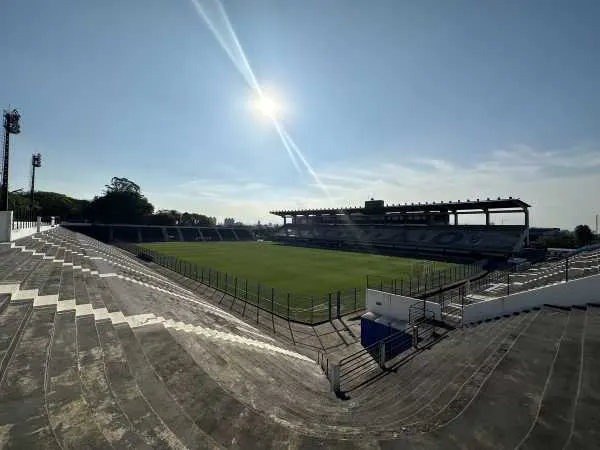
[1,109,21,211]
[30,153,41,206]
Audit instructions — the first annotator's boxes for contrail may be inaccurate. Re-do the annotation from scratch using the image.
[188,0,329,197]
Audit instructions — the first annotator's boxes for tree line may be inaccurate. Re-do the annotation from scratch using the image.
[532,225,596,249]
[9,177,217,226]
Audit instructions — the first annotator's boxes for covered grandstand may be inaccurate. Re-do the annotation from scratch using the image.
[270,197,531,260]
[60,222,255,243]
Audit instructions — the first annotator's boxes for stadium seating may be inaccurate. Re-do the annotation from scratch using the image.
[140,226,165,242]
[0,227,597,448]
[276,224,527,258]
[63,223,255,243]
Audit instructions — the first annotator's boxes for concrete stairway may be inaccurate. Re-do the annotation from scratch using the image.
[0,227,597,449]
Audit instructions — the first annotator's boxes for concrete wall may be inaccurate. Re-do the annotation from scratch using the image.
[463,273,600,323]
[366,289,442,321]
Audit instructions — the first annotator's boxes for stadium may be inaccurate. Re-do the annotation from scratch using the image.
[0,189,599,449]
[2,1,600,448]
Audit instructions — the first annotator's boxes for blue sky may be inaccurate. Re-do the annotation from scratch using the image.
[2,0,599,228]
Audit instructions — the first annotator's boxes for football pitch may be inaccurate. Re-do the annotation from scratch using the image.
[141,241,455,295]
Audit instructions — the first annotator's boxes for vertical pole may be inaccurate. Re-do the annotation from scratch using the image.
[354,287,357,311]
[271,287,275,314]
[287,292,290,319]
[30,165,36,206]
[507,272,510,296]
[565,256,569,282]
[328,293,332,321]
[234,277,237,298]
[257,284,260,323]
[337,291,341,319]
[1,124,10,211]
[311,296,314,323]
[271,287,275,329]
[378,342,386,369]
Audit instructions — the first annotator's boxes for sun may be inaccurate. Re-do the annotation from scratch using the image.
[253,94,281,119]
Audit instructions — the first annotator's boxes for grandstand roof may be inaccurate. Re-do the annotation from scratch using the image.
[270,197,530,217]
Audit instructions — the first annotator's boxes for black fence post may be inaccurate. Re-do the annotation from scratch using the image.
[234,277,237,298]
[271,288,275,329]
[287,293,291,319]
[337,291,341,319]
[354,287,358,310]
[328,293,332,321]
[245,279,248,300]
[257,284,261,323]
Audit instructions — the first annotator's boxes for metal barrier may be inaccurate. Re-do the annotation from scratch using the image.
[11,207,37,230]
[117,242,366,325]
[367,262,483,298]
[425,249,600,306]
[326,302,437,395]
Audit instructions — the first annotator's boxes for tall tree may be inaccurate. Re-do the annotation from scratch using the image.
[574,224,594,247]
[87,177,154,224]
[104,177,141,195]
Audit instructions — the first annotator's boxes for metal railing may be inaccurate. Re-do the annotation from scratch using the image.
[425,249,600,307]
[11,208,37,230]
[325,302,437,395]
[367,262,483,298]
[117,242,366,325]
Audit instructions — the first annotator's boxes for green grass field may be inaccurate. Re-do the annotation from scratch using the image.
[141,241,454,295]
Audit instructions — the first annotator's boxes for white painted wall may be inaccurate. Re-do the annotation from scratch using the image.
[463,273,600,324]
[366,289,442,321]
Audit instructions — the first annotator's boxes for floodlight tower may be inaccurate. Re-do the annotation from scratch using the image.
[1,109,21,211]
[30,153,42,206]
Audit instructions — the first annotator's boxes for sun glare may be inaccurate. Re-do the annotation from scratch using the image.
[253,95,281,119]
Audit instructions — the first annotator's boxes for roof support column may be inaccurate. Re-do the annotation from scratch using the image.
[484,209,490,226]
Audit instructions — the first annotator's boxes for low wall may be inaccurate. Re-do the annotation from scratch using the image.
[11,224,56,241]
[0,211,56,242]
[366,289,442,321]
[463,273,600,323]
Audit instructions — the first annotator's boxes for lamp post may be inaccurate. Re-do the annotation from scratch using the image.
[30,153,41,206]
[1,109,21,211]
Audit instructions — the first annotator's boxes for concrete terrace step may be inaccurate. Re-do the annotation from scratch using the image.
[420,307,571,449]
[565,305,600,449]
[0,306,59,449]
[349,311,535,429]
[0,302,33,387]
[94,319,185,449]
[76,315,153,449]
[517,306,587,449]
[130,322,295,448]
[46,310,110,448]
[111,322,214,449]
